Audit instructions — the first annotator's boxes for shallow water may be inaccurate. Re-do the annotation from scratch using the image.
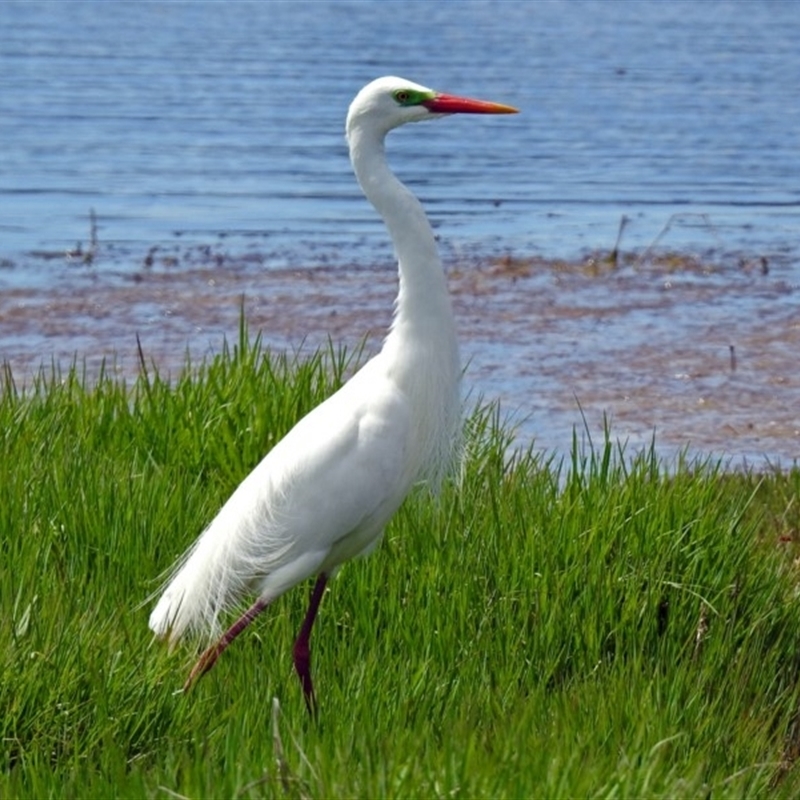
[1,0,799,466]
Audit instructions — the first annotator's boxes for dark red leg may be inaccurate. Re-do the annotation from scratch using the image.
[293,573,328,716]
[183,597,270,691]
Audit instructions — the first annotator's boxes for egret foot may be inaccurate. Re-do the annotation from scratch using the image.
[182,597,270,691]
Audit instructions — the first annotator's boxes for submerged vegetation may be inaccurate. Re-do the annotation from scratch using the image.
[1,325,800,798]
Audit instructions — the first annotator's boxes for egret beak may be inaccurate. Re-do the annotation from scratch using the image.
[422,93,518,115]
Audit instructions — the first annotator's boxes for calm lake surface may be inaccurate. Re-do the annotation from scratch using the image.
[1,0,799,466]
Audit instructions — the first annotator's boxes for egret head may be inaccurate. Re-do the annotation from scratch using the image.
[346,76,517,141]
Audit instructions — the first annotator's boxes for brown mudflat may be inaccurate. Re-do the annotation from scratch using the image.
[1,246,797,467]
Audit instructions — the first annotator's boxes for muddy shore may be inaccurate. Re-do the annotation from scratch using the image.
[1,244,797,467]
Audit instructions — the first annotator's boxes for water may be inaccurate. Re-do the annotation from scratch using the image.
[1,0,799,465]
[2,0,799,262]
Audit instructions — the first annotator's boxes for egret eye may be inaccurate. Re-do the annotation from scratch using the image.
[393,89,411,105]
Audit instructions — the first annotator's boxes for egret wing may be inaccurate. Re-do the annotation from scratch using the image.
[256,362,412,563]
[149,361,412,641]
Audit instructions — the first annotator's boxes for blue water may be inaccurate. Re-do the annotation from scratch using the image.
[1,0,798,267]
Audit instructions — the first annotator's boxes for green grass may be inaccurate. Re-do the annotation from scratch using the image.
[2,322,800,798]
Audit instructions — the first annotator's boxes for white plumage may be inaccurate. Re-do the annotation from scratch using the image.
[149,76,517,712]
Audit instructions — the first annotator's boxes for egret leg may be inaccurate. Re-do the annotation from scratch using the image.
[183,597,270,691]
[293,573,328,715]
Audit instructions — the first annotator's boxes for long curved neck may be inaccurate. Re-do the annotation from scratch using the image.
[348,126,455,341]
[347,124,461,485]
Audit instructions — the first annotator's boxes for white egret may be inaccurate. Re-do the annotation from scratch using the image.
[149,76,517,713]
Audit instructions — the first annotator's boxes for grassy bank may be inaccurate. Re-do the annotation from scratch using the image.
[1,326,799,798]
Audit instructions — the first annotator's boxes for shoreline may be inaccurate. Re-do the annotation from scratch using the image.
[1,245,798,467]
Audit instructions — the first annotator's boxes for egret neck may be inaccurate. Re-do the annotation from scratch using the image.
[346,123,460,487]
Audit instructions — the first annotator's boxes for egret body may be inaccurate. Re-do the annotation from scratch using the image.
[149,77,517,713]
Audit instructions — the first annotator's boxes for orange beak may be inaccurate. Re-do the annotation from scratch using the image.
[422,92,519,115]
